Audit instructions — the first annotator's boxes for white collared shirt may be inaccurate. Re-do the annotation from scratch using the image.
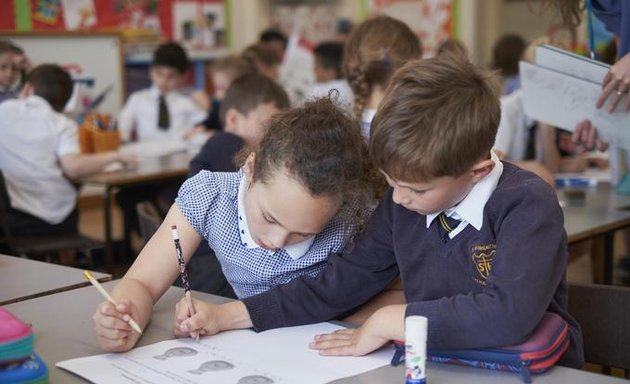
[118,86,206,142]
[426,151,504,239]
[236,175,315,260]
[360,108,377,140]
[0,96,79,224]
[494,90,538,162]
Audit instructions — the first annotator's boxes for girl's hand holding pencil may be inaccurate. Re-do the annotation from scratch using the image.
[93,299,143,352]
[173,298,218,338]
[86,270,144,353]
[170,225,200,341]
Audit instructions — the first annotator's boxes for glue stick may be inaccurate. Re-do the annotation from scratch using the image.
[405,316,427,384]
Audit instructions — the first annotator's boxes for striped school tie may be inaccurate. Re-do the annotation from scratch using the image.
[438,211,461,242]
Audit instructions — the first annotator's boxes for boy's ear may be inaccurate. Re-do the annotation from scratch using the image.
[224,108,240,133]
[470,158,495,183]
[19,83,33,99]
[243,152,256,182]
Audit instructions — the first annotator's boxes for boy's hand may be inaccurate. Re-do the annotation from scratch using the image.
[309,304,406,357]
[309,325,390,357]
[93,299,141,352]
[117,152,139,169]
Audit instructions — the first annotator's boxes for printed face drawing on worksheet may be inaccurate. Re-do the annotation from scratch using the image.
[153,347,198,360]
[237,375,275,384]
[188,360,235,374]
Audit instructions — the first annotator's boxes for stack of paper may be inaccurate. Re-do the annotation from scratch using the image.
[520,44,630,150]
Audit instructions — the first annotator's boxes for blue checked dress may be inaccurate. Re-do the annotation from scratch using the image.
[176,170,366,298]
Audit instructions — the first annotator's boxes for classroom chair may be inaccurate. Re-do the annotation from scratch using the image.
[568,282,630,378]
[136,201,162,245]
[0,170,101,264]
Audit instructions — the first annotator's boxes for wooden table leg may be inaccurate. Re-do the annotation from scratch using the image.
[590,233,615,284]
[103,186,114,272]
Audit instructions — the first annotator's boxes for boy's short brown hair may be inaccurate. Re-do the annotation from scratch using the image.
[212,55,255,83]
[26,64,73,112]
[370,54,500,181]
[242,44,281,68]
[219,73,289,126]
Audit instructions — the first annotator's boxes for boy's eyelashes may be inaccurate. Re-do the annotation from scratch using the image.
[410,188,426,195]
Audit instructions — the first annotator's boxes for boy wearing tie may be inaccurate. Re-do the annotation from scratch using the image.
[0,65,135,242]
[116,42,205,250]
[117,42,205,142]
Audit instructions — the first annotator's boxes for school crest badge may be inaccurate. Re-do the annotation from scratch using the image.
[471,244,496,285]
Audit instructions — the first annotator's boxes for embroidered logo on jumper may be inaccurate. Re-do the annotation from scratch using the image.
[471,244,496,286]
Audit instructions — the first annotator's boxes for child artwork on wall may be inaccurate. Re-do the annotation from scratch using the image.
[269,4,337,43]
[61,0,97,30]
[33,0,62,25]
[368,0,454,57]
[112,0,162,35]
[173,2,226,51]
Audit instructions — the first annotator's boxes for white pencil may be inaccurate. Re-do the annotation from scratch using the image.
[83,270,143,334]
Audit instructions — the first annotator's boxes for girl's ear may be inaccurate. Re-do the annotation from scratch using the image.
[243,152,256,182]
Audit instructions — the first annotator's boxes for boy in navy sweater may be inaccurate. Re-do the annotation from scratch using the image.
[174,54,584,368]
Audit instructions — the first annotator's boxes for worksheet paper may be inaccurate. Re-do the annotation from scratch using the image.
[520,61,630,150]
[535,44,609,83]
[57,323,392,384]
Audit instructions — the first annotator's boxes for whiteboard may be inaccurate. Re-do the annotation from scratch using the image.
[1,32,124,115]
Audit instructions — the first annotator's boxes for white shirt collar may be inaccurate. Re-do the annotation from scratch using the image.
[24,95,53,111]
[426,151,503,232]
[149,85,173,100]
[236,173,315,260]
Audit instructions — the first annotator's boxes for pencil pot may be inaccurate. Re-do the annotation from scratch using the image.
[79,113,120,153]
[91,127,120,153]
[78,125,94,153]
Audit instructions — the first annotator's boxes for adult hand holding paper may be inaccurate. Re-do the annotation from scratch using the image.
[596,53,630,113]
[571,119,608,152]
[520,45,630,150]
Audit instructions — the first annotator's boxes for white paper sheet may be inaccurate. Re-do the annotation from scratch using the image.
[57,323,392,384]
[119,141,187,158]
[520,61,630,150]
[535,44,610,84]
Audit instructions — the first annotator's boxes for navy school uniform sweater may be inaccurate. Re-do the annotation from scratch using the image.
[188,131,244,177]
[243,162,584,368]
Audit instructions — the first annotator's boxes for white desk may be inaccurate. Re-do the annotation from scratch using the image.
[5,281,625,384]
[0,254,110,305]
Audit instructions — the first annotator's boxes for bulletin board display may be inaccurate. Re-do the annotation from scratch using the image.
[1,32,125,115]
[0,0,228,52]
[363,0,459,57]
